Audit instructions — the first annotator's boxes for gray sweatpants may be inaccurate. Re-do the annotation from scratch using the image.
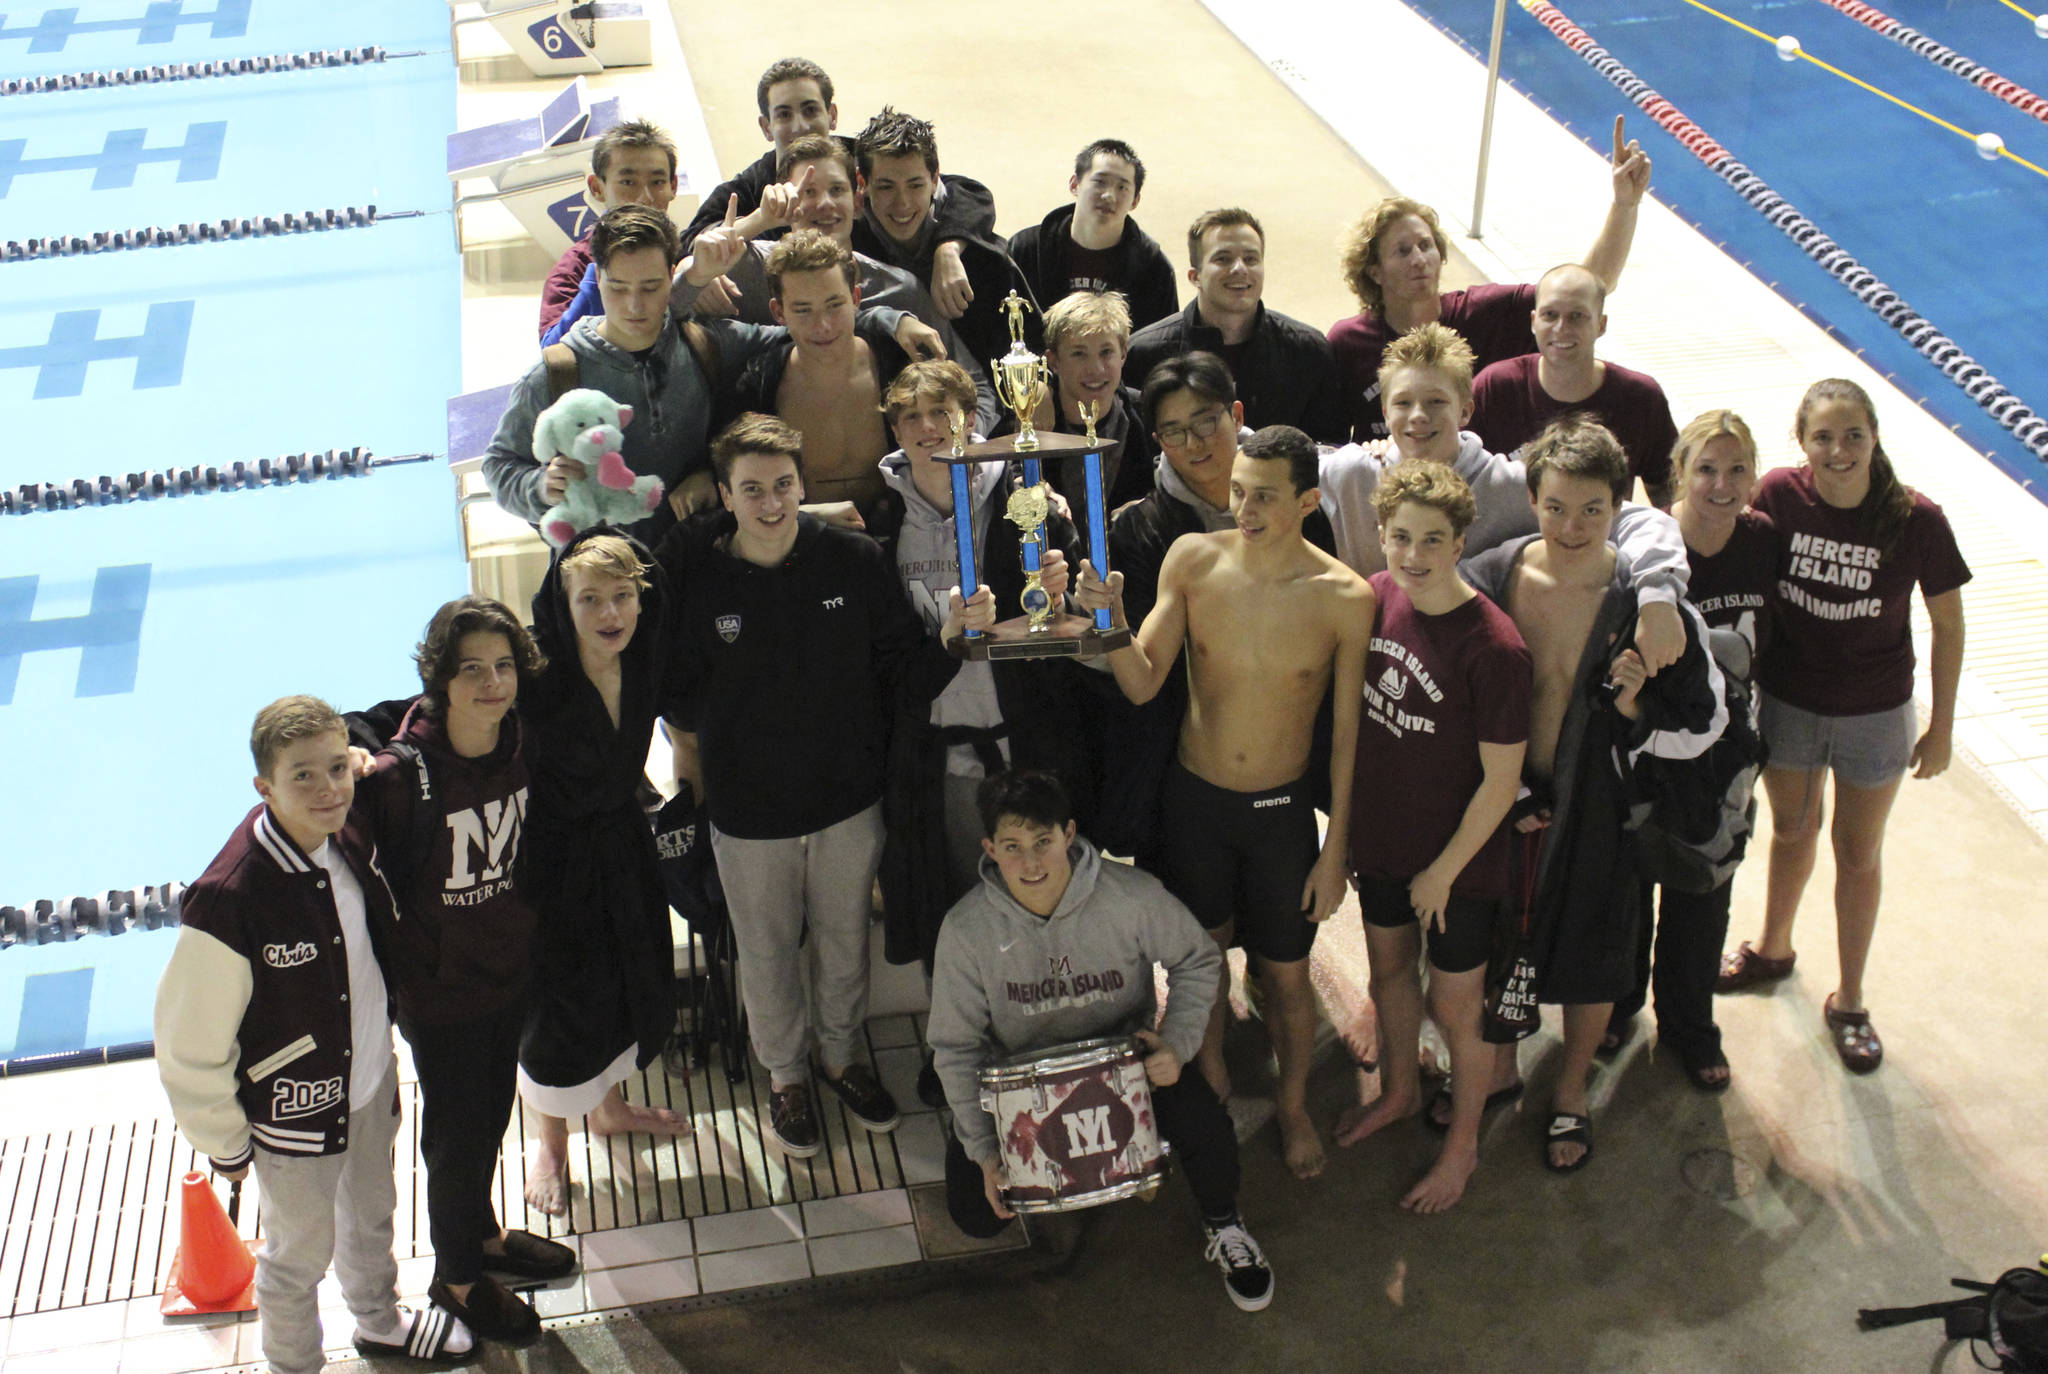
[249,1055,403,1374]
[712,803,885,1088]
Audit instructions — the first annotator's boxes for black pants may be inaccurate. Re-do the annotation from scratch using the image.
[944,1071,1239,1238]
[1615,878,1733,1065]
[398,1000,524,1284]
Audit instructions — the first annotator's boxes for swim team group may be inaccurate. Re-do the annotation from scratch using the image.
[150,55,1970,1363]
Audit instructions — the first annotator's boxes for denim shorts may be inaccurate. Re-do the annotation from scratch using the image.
[1758,691,1917,789]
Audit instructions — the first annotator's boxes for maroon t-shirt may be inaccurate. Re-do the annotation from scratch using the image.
[1063,241,1116,297]
[1468,354,1678,492]
[1685,507,1778,663]
[1751,465,1971,715]
[1327,282,1538,442]
[1350,574,1533,898]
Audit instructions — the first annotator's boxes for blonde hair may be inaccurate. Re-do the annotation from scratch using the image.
[765,227,856,296]
[560,533,648,591]
[1372,460,1477,535]
[1671,409,1757,480]
[1377,322,1476,404]
[1341,197,1448,314]
[250,695,345,777]
[1042,290,1132,353]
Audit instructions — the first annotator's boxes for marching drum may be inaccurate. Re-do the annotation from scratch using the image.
[976,1036,1165,1213]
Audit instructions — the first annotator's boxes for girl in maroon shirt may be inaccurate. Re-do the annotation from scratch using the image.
[1617,411,1776,1090]
[1718,381,1970,1074]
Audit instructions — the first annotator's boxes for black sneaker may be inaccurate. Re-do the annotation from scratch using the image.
[819,1061,900,1133]
[1202,1221,1274,1312]
[766,1082,821,1157]
[915,1053,946,1110]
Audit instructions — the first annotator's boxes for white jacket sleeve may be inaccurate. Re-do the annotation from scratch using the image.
[1613,501,1690,605]
[154,927,256,1170]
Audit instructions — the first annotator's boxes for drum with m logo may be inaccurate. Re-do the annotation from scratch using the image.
[976,1036,1165,1212]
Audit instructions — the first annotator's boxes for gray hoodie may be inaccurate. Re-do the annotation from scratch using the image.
[480,314,769,524]
[879,447,1007,775]
[1317,430,1689,605]
[928,838,1220,1164]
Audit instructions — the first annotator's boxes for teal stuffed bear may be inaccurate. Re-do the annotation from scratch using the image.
[533,388,665,548]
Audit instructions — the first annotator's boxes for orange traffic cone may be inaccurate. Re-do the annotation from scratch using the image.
[160,1171,259,1315]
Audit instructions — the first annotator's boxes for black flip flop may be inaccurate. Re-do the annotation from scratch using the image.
[1543,1111,1593,1173]
[1424,1078,1525,1133]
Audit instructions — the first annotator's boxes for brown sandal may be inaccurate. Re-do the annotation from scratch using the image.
[1823,993,1883,1073]
[1716,941,1796,993]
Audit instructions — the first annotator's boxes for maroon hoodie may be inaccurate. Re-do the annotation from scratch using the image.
[358,702,536,1024]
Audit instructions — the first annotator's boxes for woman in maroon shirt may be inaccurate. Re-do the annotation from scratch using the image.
[1717,381,1970,1074]
[1616,411,1776,1090]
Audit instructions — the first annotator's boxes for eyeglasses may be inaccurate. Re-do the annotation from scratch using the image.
[1155,408,1228,448]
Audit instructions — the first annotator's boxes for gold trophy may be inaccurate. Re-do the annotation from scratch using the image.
[941,292,1130,660]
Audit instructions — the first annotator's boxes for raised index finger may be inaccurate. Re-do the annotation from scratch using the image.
[723,192,738,227]
[792,162,815,193]
[1612,114,1626,164]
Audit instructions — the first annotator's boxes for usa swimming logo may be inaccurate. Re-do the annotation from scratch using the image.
[716,614,741,643]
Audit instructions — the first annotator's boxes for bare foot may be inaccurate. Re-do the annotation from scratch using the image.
[1335,1089,1419,1147]
[1278,1105,1325,1179]
[524,1119,569,1217]
[588,1087,691,1138]
[1401,1142,1478,1214]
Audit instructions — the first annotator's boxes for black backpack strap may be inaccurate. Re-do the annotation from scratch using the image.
[542,343,579,403]
[380,741,438,893]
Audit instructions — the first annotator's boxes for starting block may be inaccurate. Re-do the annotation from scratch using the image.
[447,383,551,610]
[449,0,652,77]
[446,77,632,254]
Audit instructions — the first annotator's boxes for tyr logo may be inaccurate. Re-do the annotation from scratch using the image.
[820,596,845,610]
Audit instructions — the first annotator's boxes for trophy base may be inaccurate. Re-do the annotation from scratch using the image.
[952,613,1132,661]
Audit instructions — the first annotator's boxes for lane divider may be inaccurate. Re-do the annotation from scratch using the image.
[1517,0,2048,462]
[1811,0,2048,124]
[3,451,439,517]
[1,206,429,265]
[1673,0,2048,175]
[0,46,400,97]
[1,886,185,951]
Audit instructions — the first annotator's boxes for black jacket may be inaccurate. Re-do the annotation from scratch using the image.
[518,526,675,1085]
[855,173,1030,371]
[659,512,960,839]
[989,381,1156,517]
[1126,300,1349,445]
[867,478,1096,966]
[1007,206,1179,334]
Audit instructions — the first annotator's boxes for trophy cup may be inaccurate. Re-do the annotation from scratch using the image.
[941,291,1130,660]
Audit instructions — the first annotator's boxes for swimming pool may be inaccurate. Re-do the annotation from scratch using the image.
[1,0,465,1060]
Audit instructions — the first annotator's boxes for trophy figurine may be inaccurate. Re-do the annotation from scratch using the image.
[938,292,1130,660]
